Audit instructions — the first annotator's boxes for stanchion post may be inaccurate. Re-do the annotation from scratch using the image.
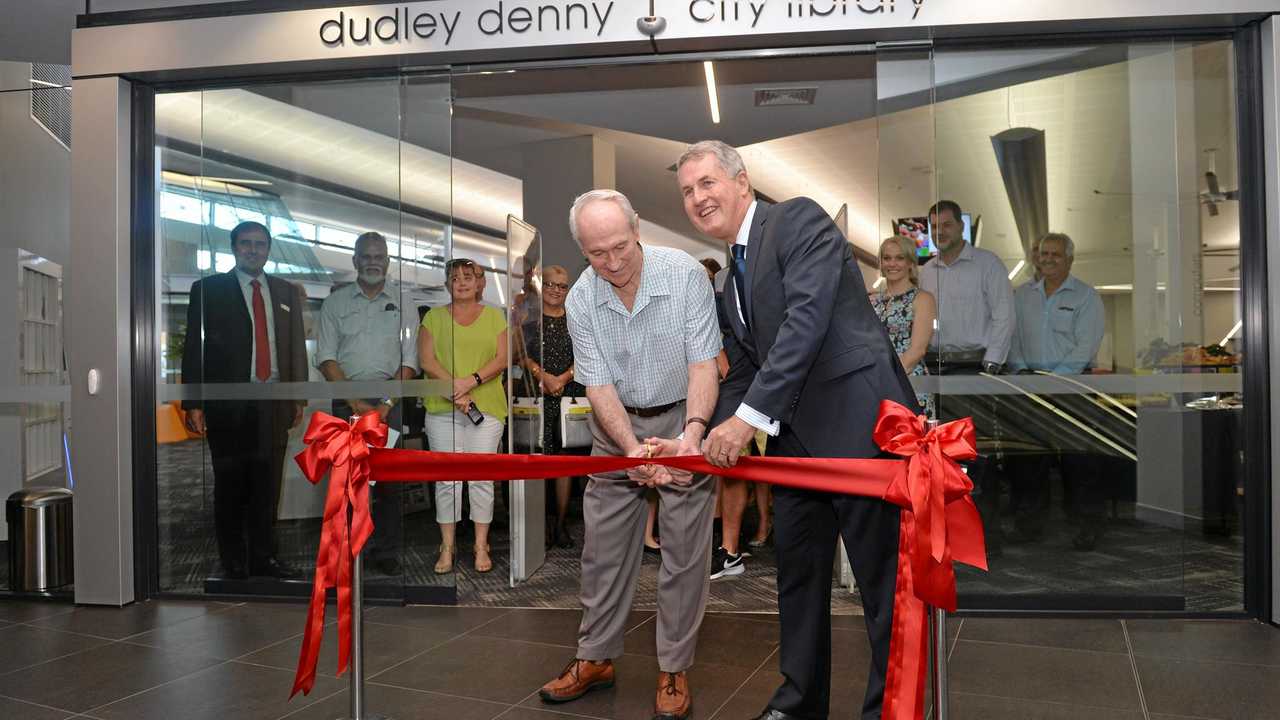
[339,506,390,719]
[930,606,948,720]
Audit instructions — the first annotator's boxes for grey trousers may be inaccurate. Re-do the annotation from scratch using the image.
[577,403,715,672]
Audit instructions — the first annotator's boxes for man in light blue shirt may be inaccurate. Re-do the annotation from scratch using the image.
[316,231,420,576]
[1006,233,1110,551]
[1007,233,1104,374]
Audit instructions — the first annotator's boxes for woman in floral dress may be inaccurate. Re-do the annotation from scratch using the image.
[869,235,937,416]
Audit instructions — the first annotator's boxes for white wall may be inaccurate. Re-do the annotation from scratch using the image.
[0,62,71,539]
[0,62,70,266]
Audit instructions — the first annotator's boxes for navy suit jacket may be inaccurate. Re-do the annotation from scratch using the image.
[711,199,918,459]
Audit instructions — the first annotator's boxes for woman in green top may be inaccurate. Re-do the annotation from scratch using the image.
[418,259,509,574]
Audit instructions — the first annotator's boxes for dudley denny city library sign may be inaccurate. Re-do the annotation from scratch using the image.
[72,0,1280,77]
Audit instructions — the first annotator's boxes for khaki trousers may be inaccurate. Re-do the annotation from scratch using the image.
[576,403,715,672]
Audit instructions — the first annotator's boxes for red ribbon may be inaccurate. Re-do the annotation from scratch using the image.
[290,411,386,699]
[290,400,985,720]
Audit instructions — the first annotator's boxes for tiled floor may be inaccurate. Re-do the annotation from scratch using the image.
[0,598,1276,720]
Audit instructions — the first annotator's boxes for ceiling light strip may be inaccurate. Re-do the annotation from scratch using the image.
[1007,259,1026,281]
[704,61,721,124]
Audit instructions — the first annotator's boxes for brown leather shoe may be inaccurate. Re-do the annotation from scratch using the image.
[539,658,615,703]
[654,670,692,720]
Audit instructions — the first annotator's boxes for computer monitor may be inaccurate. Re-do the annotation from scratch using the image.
[892,213,978,259]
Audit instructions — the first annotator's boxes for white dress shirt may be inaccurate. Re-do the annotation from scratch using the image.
[729,201,781,437]
[234,268,279,382]
[918,243,1015,366]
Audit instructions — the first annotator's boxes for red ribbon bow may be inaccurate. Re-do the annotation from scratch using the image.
[290,412,387,699]
[872,400,985,720]
[287,400,985,720]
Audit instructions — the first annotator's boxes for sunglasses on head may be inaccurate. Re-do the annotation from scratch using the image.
[446,258,478,271]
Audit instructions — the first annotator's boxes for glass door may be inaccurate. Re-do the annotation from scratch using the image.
[153,72,464,602]
[903,38,1248,612]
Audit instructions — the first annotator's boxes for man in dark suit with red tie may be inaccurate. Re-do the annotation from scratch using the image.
[676,141,919,720]
[183,221,308,580]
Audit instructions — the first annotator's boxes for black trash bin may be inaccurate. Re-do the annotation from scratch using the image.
[6,487,74,591]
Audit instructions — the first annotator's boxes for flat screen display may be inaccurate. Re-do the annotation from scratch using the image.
[893,213,975,258]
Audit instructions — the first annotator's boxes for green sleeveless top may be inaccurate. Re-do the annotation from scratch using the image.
[420,305,508,422]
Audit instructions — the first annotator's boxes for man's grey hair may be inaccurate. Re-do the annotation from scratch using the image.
[676,140,748,180]
[354,231,387,255]
[1039,232,1075,259]
[569,189,640,245]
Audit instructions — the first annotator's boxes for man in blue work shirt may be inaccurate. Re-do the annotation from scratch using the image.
[316,231,421,575]
[1007,232,1103,374]
[1006,232,1109,551]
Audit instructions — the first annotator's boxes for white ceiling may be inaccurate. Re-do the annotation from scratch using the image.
[154,39,1241,297]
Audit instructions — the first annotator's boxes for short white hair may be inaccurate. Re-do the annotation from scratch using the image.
[1039,232,1075,258]
[677,140,747,179]
[569,189,639,245]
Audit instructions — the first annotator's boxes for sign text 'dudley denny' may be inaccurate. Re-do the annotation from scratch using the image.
[317,1,928,47]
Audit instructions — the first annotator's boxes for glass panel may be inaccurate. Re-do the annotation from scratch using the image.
[507,216,544,583]
[154,75,458,599]
[0,63,72,594]
[397,73,464,593]
[930,39,1244,611]
[875,46,937,421]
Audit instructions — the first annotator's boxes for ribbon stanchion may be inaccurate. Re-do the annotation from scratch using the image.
[931,607,949,720]
[289,400,986,720]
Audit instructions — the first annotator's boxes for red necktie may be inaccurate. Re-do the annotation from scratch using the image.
[251,279,271,381]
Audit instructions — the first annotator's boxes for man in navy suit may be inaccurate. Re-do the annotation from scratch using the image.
[183,221,308,580]
[676,141,918,720]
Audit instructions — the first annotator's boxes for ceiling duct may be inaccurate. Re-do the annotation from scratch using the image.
[754,87,818,107]
[991,127,1048,260]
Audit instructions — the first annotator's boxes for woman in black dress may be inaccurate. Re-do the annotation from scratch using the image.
[523,265,586,548]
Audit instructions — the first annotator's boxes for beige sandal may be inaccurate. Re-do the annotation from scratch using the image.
[474,544,493,573]
[434,545,455,574]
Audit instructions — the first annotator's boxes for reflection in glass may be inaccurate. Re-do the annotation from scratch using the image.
[927,39,1245,611]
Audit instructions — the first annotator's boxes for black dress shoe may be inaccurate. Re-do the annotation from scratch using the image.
[250,557,302,579]
[373,557,403,576]
[221,562,248,580]
[751,709,802,720]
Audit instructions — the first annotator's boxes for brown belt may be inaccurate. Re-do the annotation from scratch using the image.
[623,401,680,418]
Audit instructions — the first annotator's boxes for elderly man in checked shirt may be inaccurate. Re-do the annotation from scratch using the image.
[537,190,721,720]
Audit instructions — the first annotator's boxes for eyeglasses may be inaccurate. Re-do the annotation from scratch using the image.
[544,282,570,292]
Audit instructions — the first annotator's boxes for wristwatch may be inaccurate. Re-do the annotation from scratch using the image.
[379,397,395,407]
[472,372,484,386]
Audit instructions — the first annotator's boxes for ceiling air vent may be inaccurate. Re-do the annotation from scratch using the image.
[754,87,818,107]
[30,63,72,150]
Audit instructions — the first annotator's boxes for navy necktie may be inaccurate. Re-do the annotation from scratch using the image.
[732,243,749,329]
